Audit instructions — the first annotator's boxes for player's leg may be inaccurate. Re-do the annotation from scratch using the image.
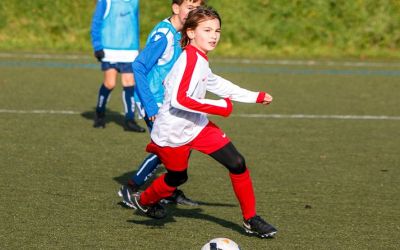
[118,118,163,208]
[126,115,158,191]
[209,142,255,218]
[132,169,189,219]
[131,172,175,219]
[120,154,198,207]
[209,142,277,238]
[93,64,117,128]
[120,65,145,133]
[131,142,191,218]
[118,153,162,208]
[192,122,276,238]
[138,169,187,206]
[119,114,197,207]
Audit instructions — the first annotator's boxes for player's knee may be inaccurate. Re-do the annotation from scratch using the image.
[104,81,116,90]
[121,73,134,86]
[164,170,188,187]
[121,79,134,87]
[228,154,246,174]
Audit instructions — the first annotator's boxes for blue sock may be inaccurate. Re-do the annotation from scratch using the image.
[123,86,135,120]
[132,153,162,187]
[96,84,112,113]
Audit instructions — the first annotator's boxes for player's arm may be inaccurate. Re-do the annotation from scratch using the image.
[170,50,232,117]
[133,33,168,118]
[206,72,272,105]
[90,0,106,52]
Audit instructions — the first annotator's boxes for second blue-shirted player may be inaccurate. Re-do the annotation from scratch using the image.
[118,0,206,208]
[91,0,145,132]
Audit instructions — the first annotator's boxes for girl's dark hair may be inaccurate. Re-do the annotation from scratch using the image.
[180,6,221,48]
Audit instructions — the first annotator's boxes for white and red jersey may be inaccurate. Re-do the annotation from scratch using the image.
[150,45,266,147]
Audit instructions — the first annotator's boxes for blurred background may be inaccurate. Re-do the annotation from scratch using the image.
[1,1,400,249]
[0,0,399,59]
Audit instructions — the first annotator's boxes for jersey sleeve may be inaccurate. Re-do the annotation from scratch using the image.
[90,0,107,51]
[170,49,232,117]
[206,72,264,103]
[132,33,168,118]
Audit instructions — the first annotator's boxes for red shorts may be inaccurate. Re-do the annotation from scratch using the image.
[146,121,230,171]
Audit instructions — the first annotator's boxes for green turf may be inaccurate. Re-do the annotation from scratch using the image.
[1,56,399,249]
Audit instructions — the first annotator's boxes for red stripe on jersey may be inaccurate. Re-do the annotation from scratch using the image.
[176,45,233,117]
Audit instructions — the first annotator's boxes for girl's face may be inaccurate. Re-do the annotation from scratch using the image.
[188,18,221,54]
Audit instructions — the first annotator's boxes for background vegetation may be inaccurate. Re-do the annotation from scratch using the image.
[0,0,399,59]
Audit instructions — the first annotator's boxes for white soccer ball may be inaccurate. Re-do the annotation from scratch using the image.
[201,237,241,250]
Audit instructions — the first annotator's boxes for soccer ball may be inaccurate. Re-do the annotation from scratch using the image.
[201,238,240,250]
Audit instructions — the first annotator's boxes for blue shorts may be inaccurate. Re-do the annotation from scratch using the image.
[101,62,133,73]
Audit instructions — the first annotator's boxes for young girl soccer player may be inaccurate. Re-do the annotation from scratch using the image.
[132,6,277,238]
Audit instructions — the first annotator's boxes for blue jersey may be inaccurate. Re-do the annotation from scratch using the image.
[91,0,139,62]
[133,18,182,118]
[132,19,182,117]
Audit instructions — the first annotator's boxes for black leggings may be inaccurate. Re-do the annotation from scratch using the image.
[164,169,188,187]
[164,142,246,187]
[209,142,247,174]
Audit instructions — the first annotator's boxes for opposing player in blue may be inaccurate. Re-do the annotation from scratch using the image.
[118,0,206,208]
[91,0,145,132]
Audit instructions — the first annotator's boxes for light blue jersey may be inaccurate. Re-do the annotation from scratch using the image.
[91,0,139,62]
[133,18,182,118]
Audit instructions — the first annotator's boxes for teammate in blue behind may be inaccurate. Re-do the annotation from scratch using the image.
[91,0,145,132]
[118,0,206,207]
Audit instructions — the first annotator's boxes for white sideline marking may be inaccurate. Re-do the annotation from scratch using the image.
[0,109,79,115]
[214,58,400,68]
[0,52,91,60]
[1,109,399,121]
[0,109,80,115]
[232,114,400,121]
[1,52,400,68]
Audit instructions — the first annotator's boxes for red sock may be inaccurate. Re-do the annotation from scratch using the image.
[229,169,256,220]
[140,174,176,206]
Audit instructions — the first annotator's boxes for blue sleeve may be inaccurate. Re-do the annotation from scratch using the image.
[90,0,107,51]
[133,33,168,118]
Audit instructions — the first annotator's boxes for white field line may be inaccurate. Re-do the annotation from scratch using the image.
[214,58,400,68]
[232,113,400,121]
[1,52,400,68]
[0,52,91,60]
[1,109,399,121]
[0,109,79,115]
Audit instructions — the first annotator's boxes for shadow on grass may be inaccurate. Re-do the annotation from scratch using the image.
[81,108,126,129]
[113,170,161,192]
[113,170,139,186]
[127,206,246,235]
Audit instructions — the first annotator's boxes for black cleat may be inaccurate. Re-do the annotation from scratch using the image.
[132,192,167,219]
[93,112,106,128]
[124,119,146,133]
[243,215,277,238]
[161,189,199,206]
[118,185,137,209]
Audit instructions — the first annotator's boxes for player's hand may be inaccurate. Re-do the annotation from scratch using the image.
[149,116,156,122]
[94,49,105,62]
[262,93,273,105]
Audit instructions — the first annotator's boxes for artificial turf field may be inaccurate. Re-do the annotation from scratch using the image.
[1,54,399,249]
